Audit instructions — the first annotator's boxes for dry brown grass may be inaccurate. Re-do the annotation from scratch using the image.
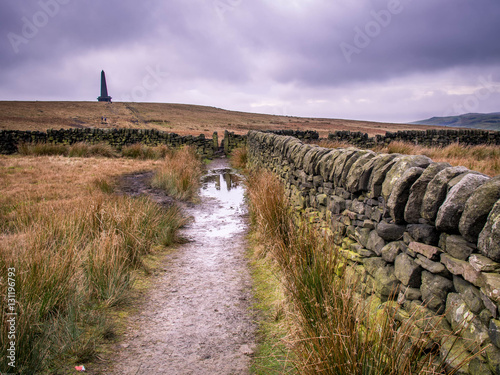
[0,101,452,138]
[0,155,190,372]
[373,141,500,176]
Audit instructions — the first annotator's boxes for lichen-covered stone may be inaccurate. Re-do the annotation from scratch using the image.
[421,166,470,222]
[381,241,404,263]
[395,253,422,287]
[318,149,342,181]
[381,155,432,200]
[478,199,500,262]
[373,265,400,297]
[470,254,500,273]
[436,173,490,233]
[387,167,424,223]
[445,293,490,346]
[345,151,376,192]
[368,154,400,197]
[481,273,500,305]
[376,221,406,241]
[405,162,451,223]
[460,176,500,242]
[331,148,359,187]
[453,276,485,314]
[489,319,500,349]
[421,271,453,313]
[340,150,371,189]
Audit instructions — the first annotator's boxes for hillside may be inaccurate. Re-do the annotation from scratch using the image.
[0,101,452,138]
[412,112,500,131]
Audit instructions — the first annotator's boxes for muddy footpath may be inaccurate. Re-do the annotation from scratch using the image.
[99,158,256,374]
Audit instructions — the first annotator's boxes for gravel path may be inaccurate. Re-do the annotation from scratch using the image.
[102,159,256,374]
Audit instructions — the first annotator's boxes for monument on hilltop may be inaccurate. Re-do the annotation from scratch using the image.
[97,70,112,102]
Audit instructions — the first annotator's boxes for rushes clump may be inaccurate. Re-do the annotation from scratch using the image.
[151,146,203,200]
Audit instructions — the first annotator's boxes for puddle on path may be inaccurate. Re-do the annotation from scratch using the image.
[105,159,256,375]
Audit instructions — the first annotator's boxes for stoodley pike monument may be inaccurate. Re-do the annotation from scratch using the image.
[97,70,112,102]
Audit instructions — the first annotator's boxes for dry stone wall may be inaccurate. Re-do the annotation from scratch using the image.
[0,128,218,158]
[328,129,500,148]
[248,130,500,374]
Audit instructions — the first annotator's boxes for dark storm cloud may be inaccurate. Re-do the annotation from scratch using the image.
[0,0,499,121]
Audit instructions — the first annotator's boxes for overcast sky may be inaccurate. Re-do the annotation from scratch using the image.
[1,0,499,123]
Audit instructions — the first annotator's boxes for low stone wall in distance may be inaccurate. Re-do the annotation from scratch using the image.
[248,130,500,374]
[0,128,218,158]
[328,129,500,148]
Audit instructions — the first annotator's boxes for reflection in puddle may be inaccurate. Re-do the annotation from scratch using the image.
[193,166,246,239]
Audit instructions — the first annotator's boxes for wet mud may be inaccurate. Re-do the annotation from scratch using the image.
[103,159,256,374]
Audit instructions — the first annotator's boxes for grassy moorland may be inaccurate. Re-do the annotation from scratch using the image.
[0,145,202,373]
[0,101,452,138]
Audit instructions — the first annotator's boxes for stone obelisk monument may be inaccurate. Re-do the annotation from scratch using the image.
[97,70,112,102]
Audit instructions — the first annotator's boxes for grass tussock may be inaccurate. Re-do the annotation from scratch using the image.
[230,146,249,170]
[151,146,203,200]
[0,156,188,373]
[246,168,476,374]
[121,143,171,159]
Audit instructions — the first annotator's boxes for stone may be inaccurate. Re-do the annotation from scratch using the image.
[318,150,342,181]
[454,276,485,314]
[368,154,400,197]
[490,319,500,349]
[331,148,359,186]
[446,293,490,346]
[481,273,500,305]
[439,335,471,375]
[381,155,432,200]
[484,344,500,375]
[340,150,368,188]
[328,196,346,214]
[398,286,422,302]
[436,173,490,233]
[366,230,386,255]
[415,254,448,275]
[405,162,451,223]
[317,194,328,206]
[351,200,365,214]
[406,224,440,246]
[421,166,470,223]
[469,358,493,375]
[445,235,476,261]
[441,253,483,286]
[373,265,400,298]
[460,176,500,242]
[395,253,422,287]
[387,167,424,223]
[363,257,387,276]
[421,271,453,313]
[408,241,441,260]
[376,220,406,241]
[481,291,498,318]
[354,227,371,247]
[381,241,405,263]
[345,151,376,192]
[478,199,500,262]
[470,255,500,273]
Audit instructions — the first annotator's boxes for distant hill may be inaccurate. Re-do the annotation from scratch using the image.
[0,101,451,138]
[412,113,500,131]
